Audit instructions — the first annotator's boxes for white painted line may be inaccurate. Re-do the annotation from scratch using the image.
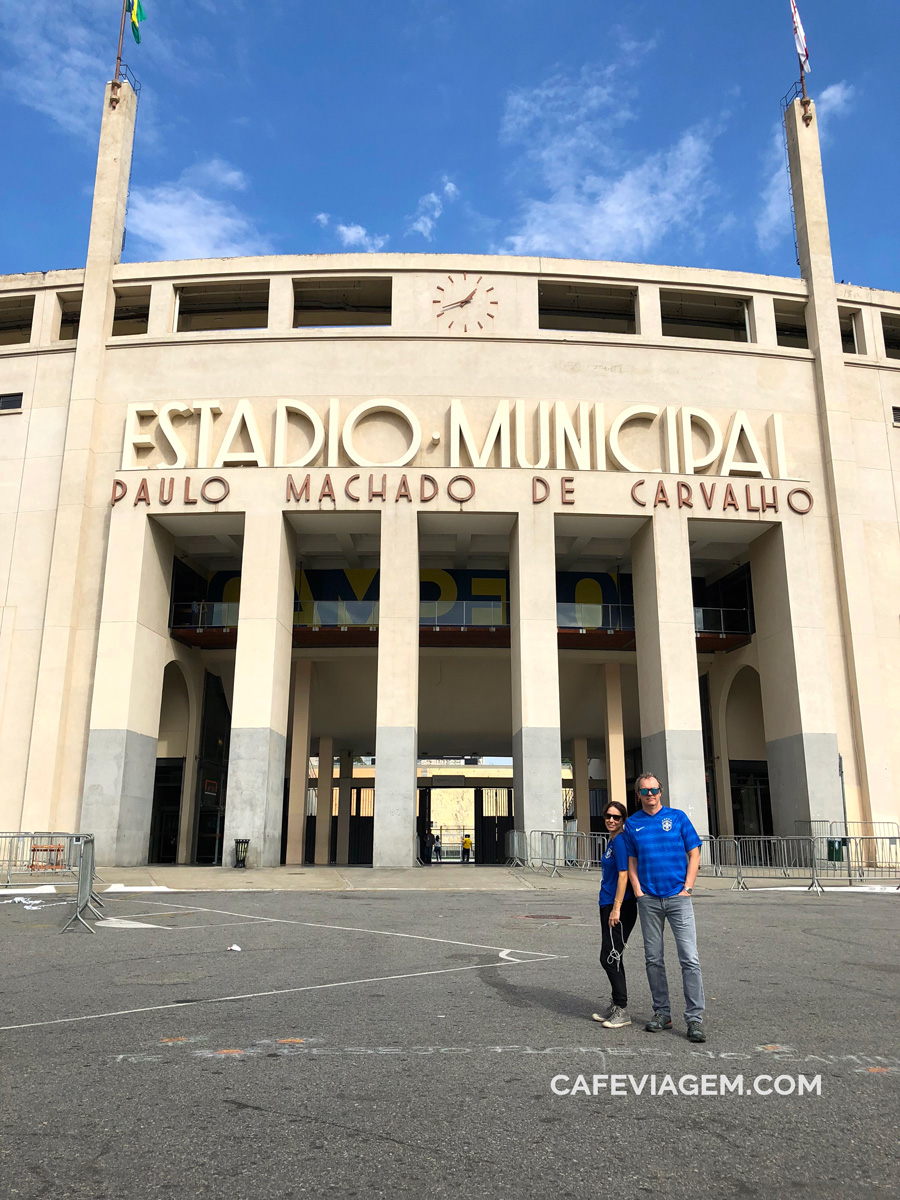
[0,885,57,894]
[124,899,560,958]
[0,955,564,1033]
[97,918,171,930]
[103,885,174,893]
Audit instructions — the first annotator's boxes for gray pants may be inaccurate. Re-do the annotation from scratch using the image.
[636,894,705,1025]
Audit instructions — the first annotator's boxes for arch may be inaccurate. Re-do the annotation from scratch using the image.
[724,666,772,837]
[149,661,192,863]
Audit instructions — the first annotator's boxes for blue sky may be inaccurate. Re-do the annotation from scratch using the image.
[2,1,898,290]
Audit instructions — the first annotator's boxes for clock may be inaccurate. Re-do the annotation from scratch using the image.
[432,273,499,333]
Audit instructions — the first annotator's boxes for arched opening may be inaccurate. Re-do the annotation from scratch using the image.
[725,666,771,836]
[149,662,191,863]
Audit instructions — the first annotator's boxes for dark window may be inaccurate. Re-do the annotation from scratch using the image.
[177,280,269,332]
[838,307,861,354]
[892,406,900,425]
[660,290,749,342]
[773,299,808,349]
[883,313,900,361]
[0,296,35,346]
[58,293,82,341]
[538,281,635,334]
[0,393,24,411]
[293,277,391,327]
[112,287,151,336]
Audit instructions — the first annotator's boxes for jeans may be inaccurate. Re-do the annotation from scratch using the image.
[598,898,638,1007]
[636,894,705,1025]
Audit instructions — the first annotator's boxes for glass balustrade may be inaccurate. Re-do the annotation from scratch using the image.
[693,606,752,634]
[555,602,635,630]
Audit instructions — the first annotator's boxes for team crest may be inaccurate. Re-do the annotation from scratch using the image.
[662,816,673,832]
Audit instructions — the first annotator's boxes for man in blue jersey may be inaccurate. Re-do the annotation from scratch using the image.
[621,771,706,1043]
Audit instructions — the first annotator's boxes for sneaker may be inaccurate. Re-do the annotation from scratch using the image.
[644,1012,673,1032]
[687,1021,706,1043]
[602,1006,632,1029]
[591,1001,616,1023]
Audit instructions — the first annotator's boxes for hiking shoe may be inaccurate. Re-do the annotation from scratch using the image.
[603,1006,632,1029]
[687,1021,706,1043]
[592,1001,616,1023]
[644,1012,673,1032]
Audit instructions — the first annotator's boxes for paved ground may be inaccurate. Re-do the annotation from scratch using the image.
[1,880,897,1199]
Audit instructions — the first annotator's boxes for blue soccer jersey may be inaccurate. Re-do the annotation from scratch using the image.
[598,834,633,906]
[620,806,701,897]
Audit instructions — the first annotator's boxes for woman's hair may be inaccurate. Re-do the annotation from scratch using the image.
[603,801,628,820]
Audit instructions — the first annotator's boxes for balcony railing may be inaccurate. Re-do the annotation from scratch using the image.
[556,603,635,631]
[419,601,508,628]
[294,600,379,628]
[171,601,239,629]
[693,606,752,635]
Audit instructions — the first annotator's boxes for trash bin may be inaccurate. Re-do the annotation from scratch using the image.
[827,838,843,863]
[234,838,250,868]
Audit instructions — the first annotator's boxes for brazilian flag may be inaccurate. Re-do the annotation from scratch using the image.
[127,0,146,44]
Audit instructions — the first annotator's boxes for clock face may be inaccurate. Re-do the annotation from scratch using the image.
[432,273,498,333]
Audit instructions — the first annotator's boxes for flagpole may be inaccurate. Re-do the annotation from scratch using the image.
[797,55,812,125]
[113,0,129,89]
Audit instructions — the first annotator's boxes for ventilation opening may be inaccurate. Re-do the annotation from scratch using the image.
[0,393,24,412]
[176,281,269,332]
[57,293,82,341]
[293,278,392,327]
[537,281,636,334]
[0,296,35,346]
[112,287,151,336]
[660,290,749,342]
[838,307,864,355]
[883,313,900,361]
[774,299,809,349]
[892,406,900,426]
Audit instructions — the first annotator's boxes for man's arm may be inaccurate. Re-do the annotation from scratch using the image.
[682,846,700,894]
[628,855,643,897]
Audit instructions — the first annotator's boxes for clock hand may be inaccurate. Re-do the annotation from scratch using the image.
[440,288,478,312]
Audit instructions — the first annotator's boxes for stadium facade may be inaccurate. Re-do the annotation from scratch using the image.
[1,82,898,867]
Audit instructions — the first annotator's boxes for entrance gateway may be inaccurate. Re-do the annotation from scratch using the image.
[2,82,897,863]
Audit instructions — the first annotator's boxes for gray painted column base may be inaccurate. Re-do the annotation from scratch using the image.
[373,725,417,868]
[766,731,842,832]
[223,727,287,869]
[513,726,564,834]
[80,728,158,865]
[641,728,708,836]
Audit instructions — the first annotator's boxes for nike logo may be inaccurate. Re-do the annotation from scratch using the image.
[635,826,645,832]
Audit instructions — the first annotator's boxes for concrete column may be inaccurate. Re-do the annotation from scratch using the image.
[510,509,563,834]
[268,275,294,332]
[786,98,893,823]
[21,82,139,831]
[373,506,419,868]
[315,737,334,865]
[285,659,312,864]
[635,283,662,338]
[750,521,842,831]
[147,282,175,336]
[80,514,173,864]
[750,295,778,348]
[572,737,590,833]
[336,749,353,864]
[222,512,295,868]
[631,509,707,834]
[603,663,628,811]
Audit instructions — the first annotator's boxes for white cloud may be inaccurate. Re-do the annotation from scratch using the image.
[815,81,855,136]
[335,223,389,252]
[499,58,718,261]
[314,212,330,227]
[405,176,460,240]
[127,159,270,260]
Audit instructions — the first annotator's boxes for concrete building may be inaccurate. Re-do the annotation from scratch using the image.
[1,81,898,867]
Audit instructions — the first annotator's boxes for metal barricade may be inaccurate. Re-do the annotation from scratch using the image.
[830,821,900,839]
[1,831,82,885]
[505,829,528,867]
[699,835,720,877]
[820,836,900,887]
[560,830,589,869]
[60,837,103,933]
[531,831,562,877]
[585,833,608,870]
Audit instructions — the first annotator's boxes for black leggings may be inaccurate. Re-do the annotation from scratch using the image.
[598,898,638,1008]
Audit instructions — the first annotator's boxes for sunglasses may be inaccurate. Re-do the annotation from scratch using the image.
[639,787,661,797]
[604,812,624,821]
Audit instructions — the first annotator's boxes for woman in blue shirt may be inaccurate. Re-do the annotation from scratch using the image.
[593,801,637,1028]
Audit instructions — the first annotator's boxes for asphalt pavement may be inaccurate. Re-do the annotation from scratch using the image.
[1,883,897,1199]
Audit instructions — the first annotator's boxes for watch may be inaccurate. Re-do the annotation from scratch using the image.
[433,273,498,333]
[685,887,693,894]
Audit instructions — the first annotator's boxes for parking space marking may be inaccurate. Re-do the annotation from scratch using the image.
[0,953,563,1033]
[119,898,560,958]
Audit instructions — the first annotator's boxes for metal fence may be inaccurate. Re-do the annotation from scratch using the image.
[1,832,83,885]
[60,836,104,933]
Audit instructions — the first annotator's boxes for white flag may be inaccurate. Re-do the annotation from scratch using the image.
[791,0,811,73]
